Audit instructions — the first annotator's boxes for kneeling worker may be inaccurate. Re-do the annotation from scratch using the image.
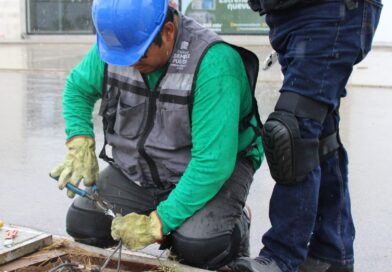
[50,0,263,269]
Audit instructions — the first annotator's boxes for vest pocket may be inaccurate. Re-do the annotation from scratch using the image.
[114,101,146,139]
[154,106,192,149]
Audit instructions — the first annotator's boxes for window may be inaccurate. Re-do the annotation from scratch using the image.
[26,0,94,34]
[180,0,268,34]
[26,0,267,35]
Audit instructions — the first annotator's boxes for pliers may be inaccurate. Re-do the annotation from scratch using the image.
[50,175,115,218]
[50,176,122,271]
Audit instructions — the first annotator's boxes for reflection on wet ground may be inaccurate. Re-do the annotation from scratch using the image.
[0,44,391,271]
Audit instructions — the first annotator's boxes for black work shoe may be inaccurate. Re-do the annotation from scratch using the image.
[299,257,331,272]
[326,264,353,272]
[299,257,353,272]
[229,256,283,272]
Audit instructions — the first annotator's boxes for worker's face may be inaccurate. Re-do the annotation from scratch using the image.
[133,22,176,74]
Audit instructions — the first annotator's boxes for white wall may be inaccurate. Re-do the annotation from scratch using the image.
[374,1,391,43]
[0,0,22,41]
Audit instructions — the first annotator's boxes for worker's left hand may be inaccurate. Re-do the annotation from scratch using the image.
[111,211,163,250]
[50,137,99,198]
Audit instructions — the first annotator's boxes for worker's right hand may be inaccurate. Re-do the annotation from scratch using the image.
[111,211,163,250]
[50,136,99,198]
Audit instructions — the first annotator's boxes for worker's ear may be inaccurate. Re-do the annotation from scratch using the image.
[162,22,175,44]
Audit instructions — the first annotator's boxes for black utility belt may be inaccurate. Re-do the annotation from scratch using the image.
[248,0,358,15]
[247,0,320,15]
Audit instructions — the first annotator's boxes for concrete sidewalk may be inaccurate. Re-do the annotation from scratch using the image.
[350,46,392,88]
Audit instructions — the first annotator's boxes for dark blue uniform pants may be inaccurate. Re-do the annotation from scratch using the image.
[260,0,382,271]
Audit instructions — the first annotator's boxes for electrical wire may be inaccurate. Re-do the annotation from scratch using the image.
[98,240,123,272]
[116,242,122,271]
[48,262,79,272]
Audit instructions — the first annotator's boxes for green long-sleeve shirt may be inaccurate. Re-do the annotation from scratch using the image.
[63,43,263,234]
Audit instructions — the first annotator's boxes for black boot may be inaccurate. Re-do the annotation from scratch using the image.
[299,257,331,272]
[299,257,353,272]
[327,264,353,272]
[229,256,283,272]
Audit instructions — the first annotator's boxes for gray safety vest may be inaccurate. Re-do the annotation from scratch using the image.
[99,15,260,188]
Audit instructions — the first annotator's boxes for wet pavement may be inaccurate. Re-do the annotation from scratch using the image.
[0,43,391,271]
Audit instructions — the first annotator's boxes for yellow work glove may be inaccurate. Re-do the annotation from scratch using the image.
[50,137,99,198]
[111,211,163,251]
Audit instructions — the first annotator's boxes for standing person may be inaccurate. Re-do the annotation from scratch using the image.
[50,0,264,269]
[231,0,382,271]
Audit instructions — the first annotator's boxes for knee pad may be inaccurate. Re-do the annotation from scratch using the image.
[262,92,330,184]
[171,224,242,270]
[66,200,115,248]
[262,111,320,184]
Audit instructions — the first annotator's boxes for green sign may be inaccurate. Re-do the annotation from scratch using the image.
[180,0,268,34]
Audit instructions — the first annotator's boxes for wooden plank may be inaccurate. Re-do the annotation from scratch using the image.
[1,234,212,272]
[0,225,52,265]
[73,240,212,272]
[0,249,66,271]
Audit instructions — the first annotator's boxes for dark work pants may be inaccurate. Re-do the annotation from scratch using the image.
[66,157,254,270]
[260,0,382,271]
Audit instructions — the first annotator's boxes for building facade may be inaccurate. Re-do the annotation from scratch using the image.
[0,0,389,44]
[0,0,268,41]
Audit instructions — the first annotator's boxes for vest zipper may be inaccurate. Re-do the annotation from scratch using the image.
[137,74,167,189]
